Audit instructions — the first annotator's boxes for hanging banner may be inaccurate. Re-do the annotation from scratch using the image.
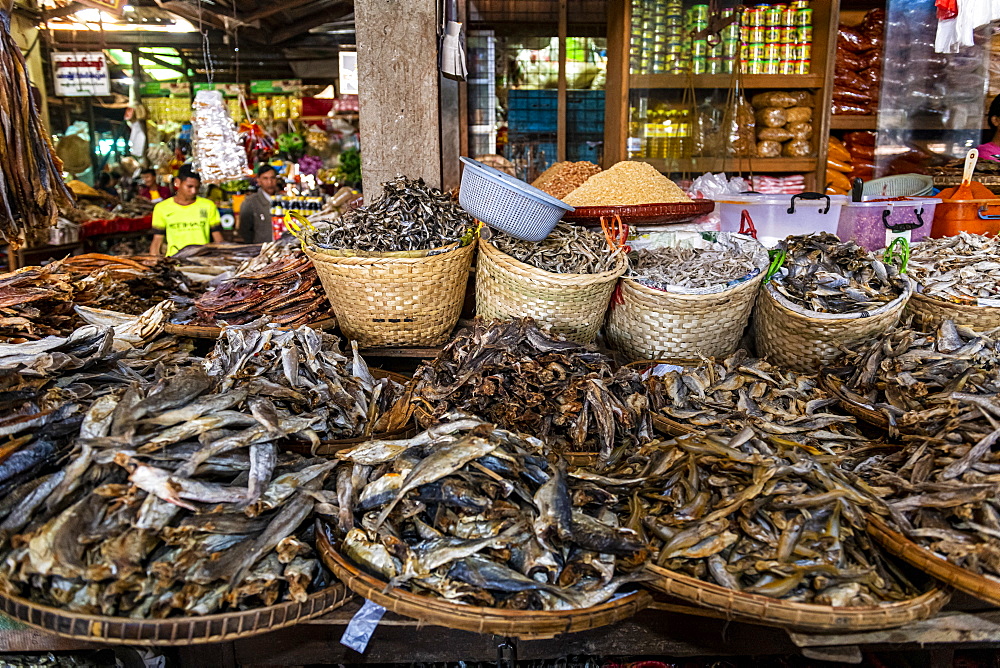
[77,0,128,16]
[339,52,358,95]
[193,82,246,97]
[250,79,302,94]
[52,52,110,97]
[140,81,191,97]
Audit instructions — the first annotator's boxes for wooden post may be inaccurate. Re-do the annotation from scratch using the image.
[557,0,567,162]
[604,0,630,167]
[355,0,443,193]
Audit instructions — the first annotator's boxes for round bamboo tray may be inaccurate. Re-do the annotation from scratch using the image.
[816,368,891,432]
[606,270,764,361]
[317,527,650,639]
[0,584,352,646]
[754,281,911,374]
[562,200,714,225]
[304,242,474,348]
[164,316,337,339]
[907,291,1000,332]
[868,515,1000,607]
[476,237,626,344]
[643,563,949,633]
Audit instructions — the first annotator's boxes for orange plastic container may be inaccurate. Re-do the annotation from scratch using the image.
[931,198,1000,237]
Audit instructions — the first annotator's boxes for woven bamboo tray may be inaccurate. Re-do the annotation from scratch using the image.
[0,584,351,645]
[164,316,338,339]
[304,242,474,348]
[868,515,1000,607]
[643,564,949,633]
[907,291,1000,332]
[317,527,651,639]
[624,359,709,437]
[816,368,891,432]
[607,271,763,361]
[476,237,626,344]
[754,281,911,374]
[562,200,714,225]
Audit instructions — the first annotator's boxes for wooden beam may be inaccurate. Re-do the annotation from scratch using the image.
[269,3,352,44]
[241,0,318,23]
[140,52,188,74]
[42,2,86,21]
[152,0,232,31]
[603,0,629,167]
[557,0,567,162]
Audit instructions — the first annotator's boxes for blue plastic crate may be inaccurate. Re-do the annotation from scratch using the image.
[507,108,557,134]
[508,89,558,111]
[567,139,603,164]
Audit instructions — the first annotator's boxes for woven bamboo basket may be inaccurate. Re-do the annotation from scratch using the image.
[476,237,627,344]
[607,272,764,361]
[163,316,338,340]
[907,291,1000,331]
[643,564,949,633]
[0,585,351,645]
[754,282,912,374]
[868,515,1000,607]
[317,527,651,639]
[304,242,474,348]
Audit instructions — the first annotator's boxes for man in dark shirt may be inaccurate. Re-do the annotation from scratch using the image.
[137,168,172,203]
[238,164,282,243]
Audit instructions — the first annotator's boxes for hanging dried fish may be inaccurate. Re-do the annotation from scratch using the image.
[772,233,907,314]
[305,176,474,253]
[908,232,1000,304]
[0,3,74,244]
[487,223,621,274]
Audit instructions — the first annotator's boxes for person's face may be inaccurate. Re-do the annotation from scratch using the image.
[173,177,200,201]
[258,170,279,195]
[142,173,156,187]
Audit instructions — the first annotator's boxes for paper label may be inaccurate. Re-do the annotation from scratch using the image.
[341,599,387,653]
[885,228,912,248]
[977,298,1000,307]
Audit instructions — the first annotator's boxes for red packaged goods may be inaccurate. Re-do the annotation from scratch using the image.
[832,9,884,116]
[837,27,873,53]
[833,101,870,115]
[837,50,866,71]
[843,131,876,147]
[835,68,871,92]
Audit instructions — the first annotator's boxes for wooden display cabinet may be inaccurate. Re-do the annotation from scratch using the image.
[603,0,841,190]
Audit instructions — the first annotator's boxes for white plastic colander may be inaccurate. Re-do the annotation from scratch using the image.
[862,175,935,198]
[458,156,574,242]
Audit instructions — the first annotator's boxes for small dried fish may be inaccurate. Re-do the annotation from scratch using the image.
[489,223,621,274]
[629,243,759,291]
[771,233,907,314]
[908,232,1000,304]
[305,176,473,253]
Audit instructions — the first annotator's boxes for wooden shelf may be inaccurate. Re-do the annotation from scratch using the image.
[630,73,825,90]
[638,156,817,173]
[830,115,877,130]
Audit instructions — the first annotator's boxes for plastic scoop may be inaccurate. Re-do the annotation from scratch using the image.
[952,148,979,200]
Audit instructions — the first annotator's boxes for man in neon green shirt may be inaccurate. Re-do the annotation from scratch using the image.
[150,166,224,256]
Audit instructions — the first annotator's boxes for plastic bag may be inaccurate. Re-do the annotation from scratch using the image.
[828,156,853,172]
[835,68,871,92]
[838,27,873,53]
[729,95,756,157]
[788,122,814,140]
[757,140,782,157]
[755,106,787,128]
[758,127,794,141]
[833,88,872,105]
[783,139,812,157]
[750,91,798,108]
[785,106,813,123]
[833,101,870,115]
[828,136,851,162]
[844,131,876,146]
[789,91,813,107]
[827,168,852,190]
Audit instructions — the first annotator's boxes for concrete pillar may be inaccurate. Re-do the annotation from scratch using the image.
[355,0,443,193]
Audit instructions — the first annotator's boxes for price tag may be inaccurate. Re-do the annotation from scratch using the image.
[885,228,912,248]
[341,599,387,653]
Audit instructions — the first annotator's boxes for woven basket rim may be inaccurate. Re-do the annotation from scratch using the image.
[911,289,1000,312]
[480,236,628,285]
[621,270,765,301]
[163,316,337,339]
[764,280,912,321]
[304,241,474,266]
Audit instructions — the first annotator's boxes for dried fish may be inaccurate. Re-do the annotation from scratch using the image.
[305,176,474,253]
[771,233,907,314]
[629,238,760,291]
[488,223,621,274]
[406,318,653,461]
[908,232,1000,304]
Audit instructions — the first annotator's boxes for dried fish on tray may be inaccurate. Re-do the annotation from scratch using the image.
[191,252,334,327]
[644,353,869,454]
[601,431,933,609]
[486,223,621,274]
[908,232,1000,303]
[304,176,475,253]
[772,233,908,314]
[408,318,653,461]
[327,414,652,612]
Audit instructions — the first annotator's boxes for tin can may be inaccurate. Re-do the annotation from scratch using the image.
[782,8,797,25]
[748,60,763,74]
[744,8,764,26]
[722,38,741,57]
[721,58,734,73]
[722,22,741,40]
[794,58,810,74]
[765,26,781,42]
[692,57,708,74]
[795,8,812,26]
[764,6,783,26]
[764,42,781,60]
[750,26,766,42]
[690,4,709,21]
[708,41,723,57]
[763,58,779,74]
[708,56,723,74]
[797,26,813,43]
[692,39,708,57]
[779,26,797,43]
[795,42,811,60]
[779,59,796,74]
[790,0,809,9]
[778,43,794,59]
[689,20,708,33]
[746,42,765,61]
[664,15,683,27]
[741,26,751,43]
[739,58,750,73]
[641,18,655,31]
[664,43,683,54]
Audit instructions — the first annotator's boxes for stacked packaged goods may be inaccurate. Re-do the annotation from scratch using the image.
[832,9,885,115]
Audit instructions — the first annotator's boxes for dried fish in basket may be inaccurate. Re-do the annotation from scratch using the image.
[321,414,651,632]
[595,430,948,629]
[906,233,1000,330]
[303,176,475,254]
[755,233,912,373]
[485,223,621,275]
[643,351,870,454]
[406,317,653,462]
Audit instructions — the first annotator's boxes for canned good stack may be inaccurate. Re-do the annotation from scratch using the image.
[740,1,812,75]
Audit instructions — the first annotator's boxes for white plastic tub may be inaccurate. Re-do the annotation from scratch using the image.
[717,193,848,247]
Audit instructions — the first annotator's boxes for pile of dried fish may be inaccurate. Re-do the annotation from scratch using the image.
[908,233,1000,304]
[487,223,621,274]
[331,415,650,609]
[772,233,907,314]
[116,197,155,218]
[646,353,866,453]
[305,176,474,253]
[409,318,652,461]
[171,243,264,281]
[0,264,78,342]
[0,0,74,243]
[61,202,114,225]
[599,431,922,605]
[834,319,1000,432]
[629,244,759,291]
[192,253,333,327]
